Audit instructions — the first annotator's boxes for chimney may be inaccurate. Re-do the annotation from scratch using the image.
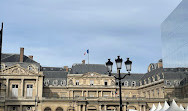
[82,60,85,64]
[64,66,69,72]
[20,47,24,62]
[29,55,33,60]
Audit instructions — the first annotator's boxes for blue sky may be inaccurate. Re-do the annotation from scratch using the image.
[0,0,182,73]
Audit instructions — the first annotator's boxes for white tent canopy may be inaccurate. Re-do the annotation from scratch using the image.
[128,109,138,111]
[166,99,183,111]
[159,101,170,111]
[180,104,185,110]
[155,102,162,111]
[150,104,157,111]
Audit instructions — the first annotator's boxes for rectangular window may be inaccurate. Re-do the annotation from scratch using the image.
[104,82,108,86]
[76,80,79,85]
[27,84,33,98]
[12,84,18,97]
[90,80,94,85]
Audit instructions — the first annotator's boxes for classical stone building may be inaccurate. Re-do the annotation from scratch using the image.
[0,48,188,111]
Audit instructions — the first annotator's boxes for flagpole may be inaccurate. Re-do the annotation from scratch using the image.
[88,50,89,64]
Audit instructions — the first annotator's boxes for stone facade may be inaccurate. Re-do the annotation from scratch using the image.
[0,52,188,111]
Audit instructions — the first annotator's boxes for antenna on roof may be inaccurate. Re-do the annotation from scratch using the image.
[0,22,3,72]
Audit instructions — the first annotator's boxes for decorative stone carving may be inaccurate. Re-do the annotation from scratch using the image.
[111,80,115,86]
[68,79,73,85]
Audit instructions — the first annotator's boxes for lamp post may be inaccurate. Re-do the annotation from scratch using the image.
[106,56,132,111]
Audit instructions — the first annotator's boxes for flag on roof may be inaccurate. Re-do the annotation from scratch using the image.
[84,49,89,55]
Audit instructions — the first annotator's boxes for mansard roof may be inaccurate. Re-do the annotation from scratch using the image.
[140,67,163,81]
[70,63,108,74]
[41,67,66,71]
[43,71,68,78]
[1,53,39,63]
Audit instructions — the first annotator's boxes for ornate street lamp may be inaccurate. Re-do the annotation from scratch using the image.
[115,56,123,70]
[106,59,113,76]
[125,58,132,73]
[106,56,132,111]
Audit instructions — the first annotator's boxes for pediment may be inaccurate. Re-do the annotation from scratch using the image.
[1,64,41,76]
[82,72,102,77]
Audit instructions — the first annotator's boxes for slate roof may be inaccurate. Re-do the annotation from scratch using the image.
[112,73,144,86]
[1,53,41,69]
[43,71,68,78]
[41,67,66,71]
[1,53,38,63]
[140,67,163,81]
[70,64,108,74]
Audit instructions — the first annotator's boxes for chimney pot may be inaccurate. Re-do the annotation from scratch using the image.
[64,66,69,72]
[20,47,24,62]
[29,55,33,60]
[82,60,85,64]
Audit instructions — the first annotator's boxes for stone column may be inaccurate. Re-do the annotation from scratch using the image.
[78,105,81,111]
[20,105,23,111]
[86,90,88,97]
[101,91,103,97]
[139,105,142,111]
[124,105,127,111]
[21,79,24,97]
[143,105,146,111]
[97,91,99,97]
[111,91,113,97]
[6,79,9,98]
[104,105,107,111]
[82,105,86,111]
[82,91,84,97]
[99,105,101,111]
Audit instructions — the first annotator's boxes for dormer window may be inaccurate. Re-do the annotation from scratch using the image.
[152,76,155,82]
[28,65,35,71]
[60,80,66,86]
[44,79,50,86]
[116,82,119,86]
[174,80,180,86]
[76,80,79,85]
[0,64,5,69]
[53,80,58,86]
[140,81,142,85]
[131,81,136,87]
[166,80,171,86]
[124,81,128,87]
[148,77,151,83]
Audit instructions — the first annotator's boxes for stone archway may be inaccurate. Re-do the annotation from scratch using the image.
[44,107,52,111]
[56,107,63,111]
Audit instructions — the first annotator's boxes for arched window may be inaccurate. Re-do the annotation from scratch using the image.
[44,79,49,86]
[148,77,151,83]
[28,65,34,71]
[53,80,58,86]
[174,80,180,86]
[60,80,66,86]
[166,80,171,86]
[124,81,128,87]
[56,107,63,111]
[131,81,136,87]
[0,64,5,69]
[44,107,51,111]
